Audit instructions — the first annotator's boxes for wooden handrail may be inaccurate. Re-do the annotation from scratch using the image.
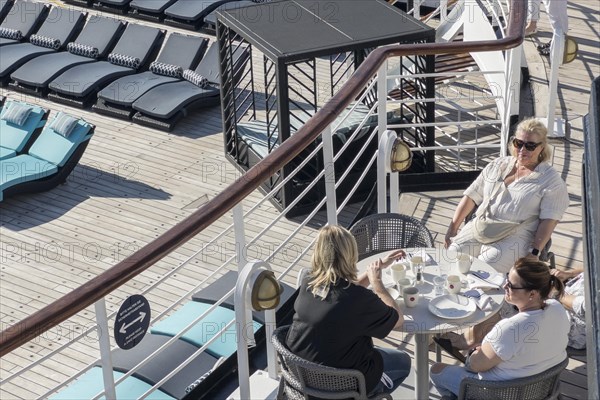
[0,1,526,356]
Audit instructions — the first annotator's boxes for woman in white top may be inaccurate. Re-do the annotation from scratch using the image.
[551,267,587,349]
[430,259,570,398]
[445,118,569,274]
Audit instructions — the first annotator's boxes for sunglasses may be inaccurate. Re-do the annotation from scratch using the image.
[504,273,530,290]
[512,137,543,152]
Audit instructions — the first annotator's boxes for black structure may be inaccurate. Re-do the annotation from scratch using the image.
[217,0,435,216]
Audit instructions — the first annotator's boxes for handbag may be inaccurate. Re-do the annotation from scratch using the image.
[471,171,536,244]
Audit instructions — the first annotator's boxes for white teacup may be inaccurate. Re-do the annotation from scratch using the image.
[397,278,413,293]
[446,275,461,294]
[456,253,472,274]
[391,262,408,282]
[410,255,424,274]
[402,286,420,307]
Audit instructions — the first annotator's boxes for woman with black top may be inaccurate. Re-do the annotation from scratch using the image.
[285,225,411,396]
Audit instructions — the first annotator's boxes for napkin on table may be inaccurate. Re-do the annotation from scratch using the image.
[464,289,495,311]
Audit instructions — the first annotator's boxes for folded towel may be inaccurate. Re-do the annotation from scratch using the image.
[467,271,505,290]
[464,289,495,311]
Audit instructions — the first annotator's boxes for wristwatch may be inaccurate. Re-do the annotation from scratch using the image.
[530,247,540,257]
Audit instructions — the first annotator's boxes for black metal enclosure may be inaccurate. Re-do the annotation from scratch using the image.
[217,0,435,216]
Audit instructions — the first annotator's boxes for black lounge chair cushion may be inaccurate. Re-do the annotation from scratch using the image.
[108,333,219,399]
[165,0,231,21]
[130,0,177,13]
[150,61,182,77]
[29,34,60,49]
[67,42,99,58]
[0,101,32,126]
[0,1,48,41]
[0,27,21,40]
[182,69,208,88]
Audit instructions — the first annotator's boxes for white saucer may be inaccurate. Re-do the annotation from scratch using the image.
[428,295,477,319]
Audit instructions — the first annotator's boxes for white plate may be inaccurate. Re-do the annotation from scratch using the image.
[428,295,477,319]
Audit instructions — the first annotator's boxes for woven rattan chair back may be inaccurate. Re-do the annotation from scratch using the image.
[458,357,568,400]
[271,326,391,400]
[349,213,434,261]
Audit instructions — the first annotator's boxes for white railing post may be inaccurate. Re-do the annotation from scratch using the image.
[95,299,116,400]
[377,62,389,214]
[501,43,521,155]
[233,203,247,270]
[321,125,337,225]
[265,308,278,379]
[546,33,566,137]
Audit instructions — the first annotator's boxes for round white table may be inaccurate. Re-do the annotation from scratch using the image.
[358,247,505,400]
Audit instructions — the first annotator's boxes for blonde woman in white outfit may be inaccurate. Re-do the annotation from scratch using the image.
[445,118,569,274]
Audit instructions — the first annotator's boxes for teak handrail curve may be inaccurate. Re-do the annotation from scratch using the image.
[0,1,526,356]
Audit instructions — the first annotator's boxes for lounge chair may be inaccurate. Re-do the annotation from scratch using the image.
[0,0,15,24]
[62,0,93,7]
[0,100,49,160]
[93,0,133,15]
[132,42,250,131]
[164,0,237,30]
[128,0,179,22]
[0,7,86,85]
[0,112,95,202]
[9,16,125,97]
[0,0,49,47]
[202,0,255,34]
[93,33,208,119]
[47,23,165,108]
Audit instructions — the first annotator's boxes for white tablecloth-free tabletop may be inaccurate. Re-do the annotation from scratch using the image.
[358,247,505,400]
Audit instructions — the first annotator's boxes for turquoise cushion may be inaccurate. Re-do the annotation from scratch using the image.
[28,117,92,166]
[151,302,262,358]
[1,154,58,200]
[49,366,175,400]
[0,146,16,160]
[0,103,46,152]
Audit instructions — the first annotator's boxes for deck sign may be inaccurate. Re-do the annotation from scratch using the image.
[114,294,150,350]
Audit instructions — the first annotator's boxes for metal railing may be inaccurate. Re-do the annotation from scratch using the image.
[0,1,527,398]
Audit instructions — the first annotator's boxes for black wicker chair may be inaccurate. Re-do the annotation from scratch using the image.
[349,213,434,261]
[457,357,568,400]
[271,325,392,400]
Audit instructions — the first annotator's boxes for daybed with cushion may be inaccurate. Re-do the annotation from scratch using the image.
[93,0,133,15]
[0,0,15,24]
[163,0,237,30]
[9,16,125,97]
[132,42,250,131]
[47,23,165,108]
[0,7,86,85]
[0,112,95,202]
[128,0,178,22]
[61,0,93,7]
[0,0,49,47]
[93,32,208,119]
[0,100,49,160]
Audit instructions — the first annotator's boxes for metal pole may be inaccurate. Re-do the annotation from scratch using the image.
[546,32,566,137]
[94,299,116,400]
[321,125,337,225]
[265,308,278,379]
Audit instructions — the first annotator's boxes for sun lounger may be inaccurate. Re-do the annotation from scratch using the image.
[132,42,250,131]
[47,23,164,108]
[164,0,235,30]
[93,33,208,119]
[0,100,49,160]
[0,0,15,24]
[94,0,133,15]
[0,8,86,85]
[128,0,178,22]
[0,112,95,202]
[9,16,125,97]
[49,367,175,400]
[101,333,220,399]
[202,0,255,34]
[0,0,49,47]
[62,0,93,7]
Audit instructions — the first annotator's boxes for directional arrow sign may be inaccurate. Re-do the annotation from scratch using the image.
[114,295,151,350]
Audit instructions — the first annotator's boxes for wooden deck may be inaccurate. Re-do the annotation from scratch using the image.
[0,0,598,399]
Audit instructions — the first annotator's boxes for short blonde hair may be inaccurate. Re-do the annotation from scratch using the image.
[511,118,552,162]
[308,225,358,296]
